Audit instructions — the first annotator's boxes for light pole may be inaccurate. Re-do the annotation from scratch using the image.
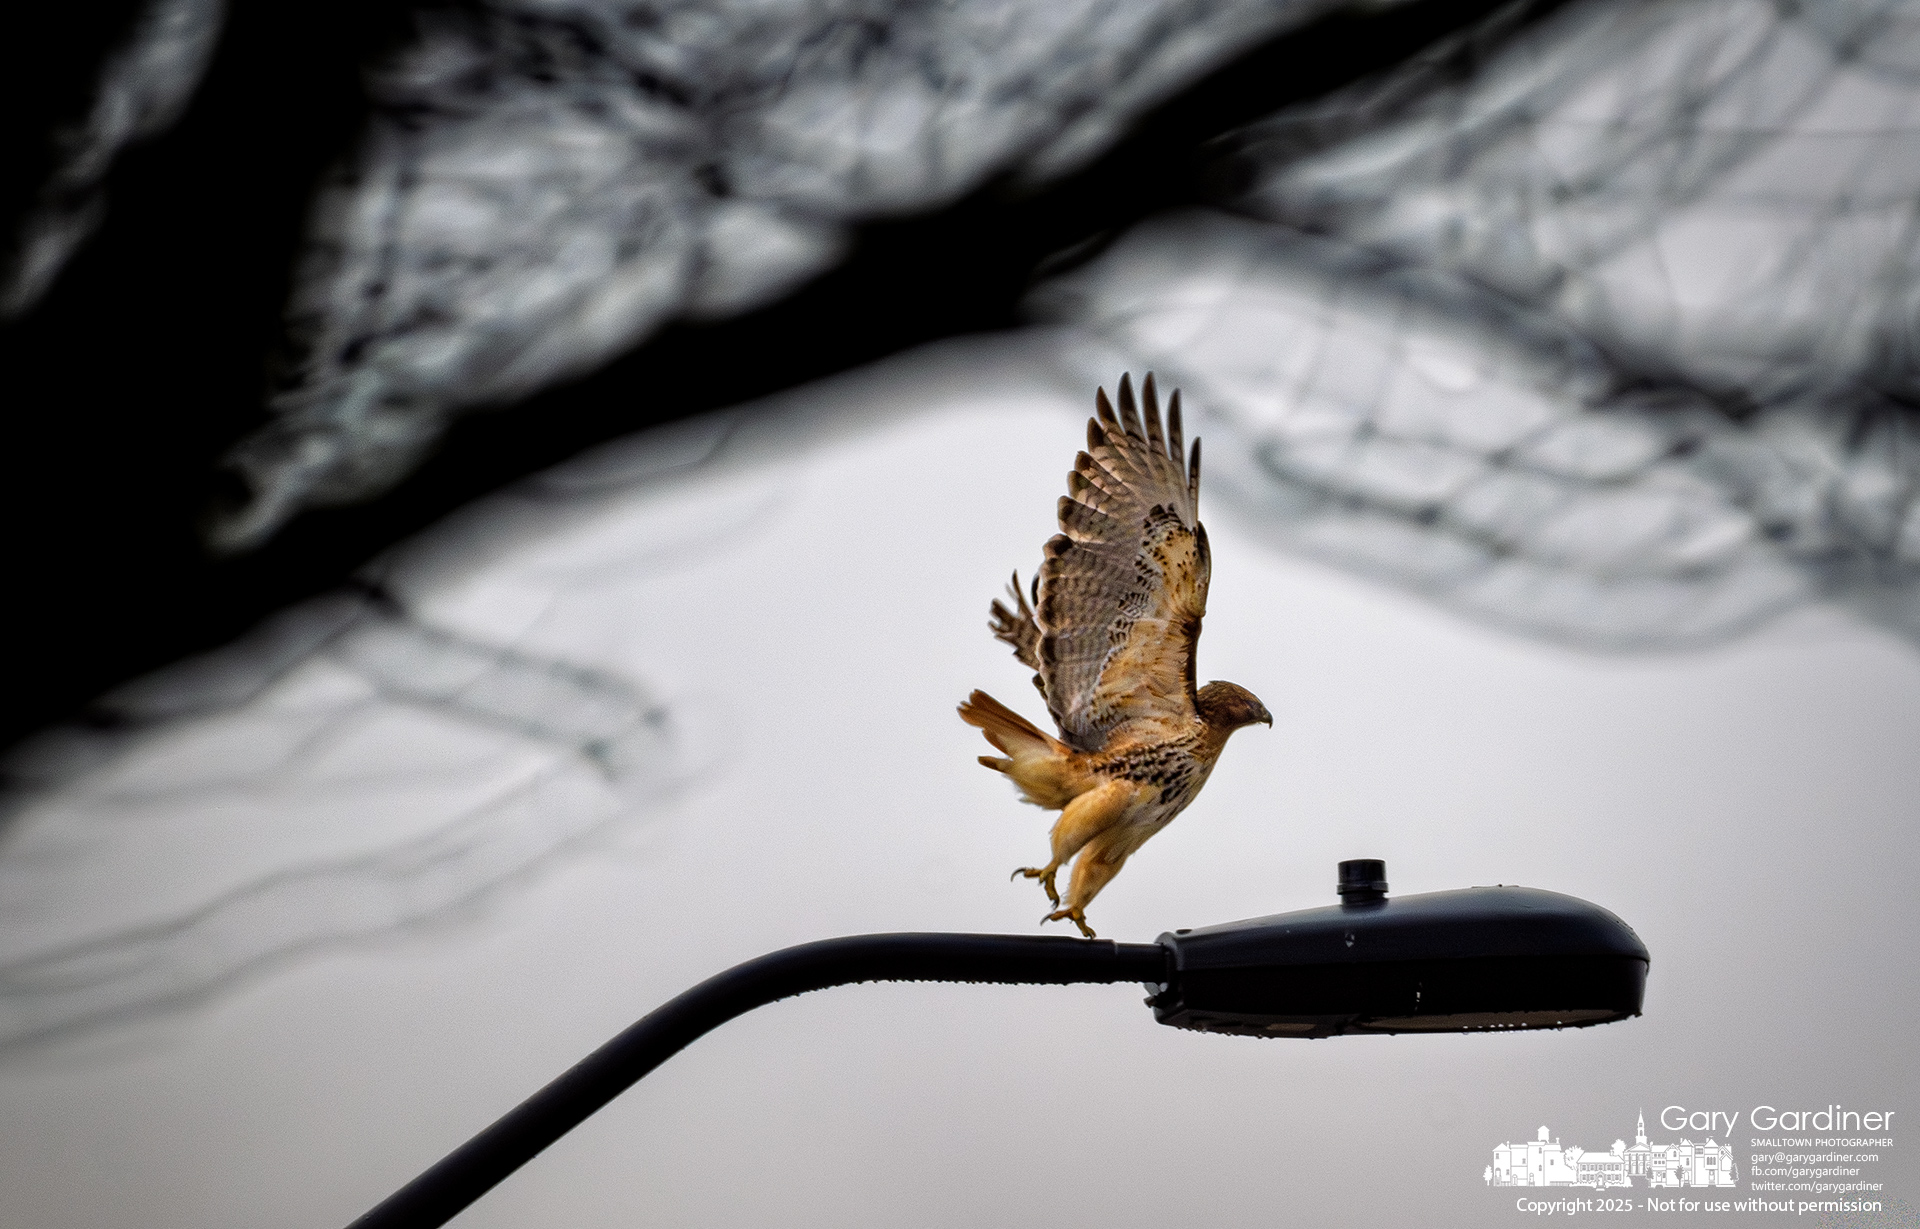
[346,860,1648,1229]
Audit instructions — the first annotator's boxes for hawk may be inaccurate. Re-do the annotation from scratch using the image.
[959,373,1270,938]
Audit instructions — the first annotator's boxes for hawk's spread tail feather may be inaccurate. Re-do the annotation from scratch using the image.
[957,690,1088,809]
[958,689,1060,756]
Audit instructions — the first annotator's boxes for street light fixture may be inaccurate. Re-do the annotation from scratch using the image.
[346,860,1647,1229]
[1152,859,1649,1037]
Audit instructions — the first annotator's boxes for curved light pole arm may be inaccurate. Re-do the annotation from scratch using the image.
[347,933,1168,1229]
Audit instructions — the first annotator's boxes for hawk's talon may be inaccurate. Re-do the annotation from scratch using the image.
[1011,866,1061,905]
[1043,907,1097,939]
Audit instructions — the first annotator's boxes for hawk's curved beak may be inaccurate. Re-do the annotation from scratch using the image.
[1260,708,1273,728]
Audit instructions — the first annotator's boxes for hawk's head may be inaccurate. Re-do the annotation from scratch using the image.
[1196,680,1272,732]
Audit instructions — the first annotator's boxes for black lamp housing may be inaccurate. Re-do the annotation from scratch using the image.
[1148,860,1649,1038]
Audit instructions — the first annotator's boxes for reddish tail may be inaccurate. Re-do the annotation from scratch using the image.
[957,690,1085,809]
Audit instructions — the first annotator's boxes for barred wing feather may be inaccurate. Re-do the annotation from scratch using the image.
[1036,373,1208,751]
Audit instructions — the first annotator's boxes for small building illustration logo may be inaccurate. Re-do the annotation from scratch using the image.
[1485,1112,1739,1189]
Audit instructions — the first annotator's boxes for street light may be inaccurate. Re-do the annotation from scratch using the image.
[346,860,1647,1229]
[1152,859,1649,1037]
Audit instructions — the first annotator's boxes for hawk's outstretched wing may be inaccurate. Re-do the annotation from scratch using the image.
[1033,373,1208,751]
